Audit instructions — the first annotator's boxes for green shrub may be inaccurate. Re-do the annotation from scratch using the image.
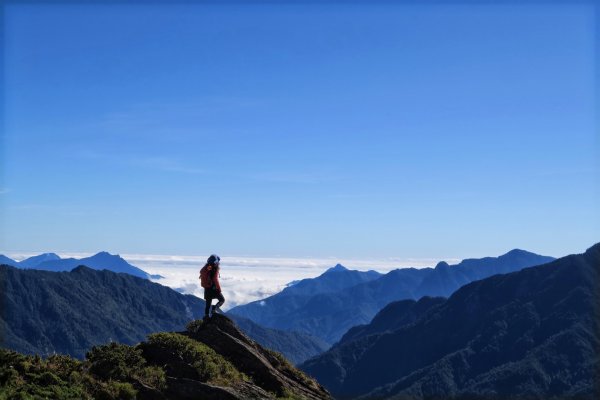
[0,348,141,399]
[146,332,244,385]
[46,354,82,380]
[68,370,82,385]
[86,342,146,381]
[33,371,63,386]
[94,381,136,400]
[135,366,166,390]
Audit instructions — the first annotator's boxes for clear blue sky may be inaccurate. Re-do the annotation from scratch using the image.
[1,2,598,260]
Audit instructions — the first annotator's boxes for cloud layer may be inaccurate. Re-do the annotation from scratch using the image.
[115,254,451,310]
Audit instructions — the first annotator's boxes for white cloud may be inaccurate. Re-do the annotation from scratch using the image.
[117,253,448,311]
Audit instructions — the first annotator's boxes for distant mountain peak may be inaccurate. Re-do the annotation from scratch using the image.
[93,251,116,257]
[40,252,60,258]
[89,251,129,263]
[502,248,534,257]
[17,252,61,268]
[435,261,450,270]
[327,264,348,272]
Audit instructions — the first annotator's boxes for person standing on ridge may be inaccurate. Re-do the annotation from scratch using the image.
[200,254,225,320]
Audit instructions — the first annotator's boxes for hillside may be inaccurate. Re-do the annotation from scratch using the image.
[300,244,600,399]
[228,313,329,365]
[0,264,204,359]
[0,264,328,365]
[0,314,331,400]
[337,296,445,346]
[231,250,554,344]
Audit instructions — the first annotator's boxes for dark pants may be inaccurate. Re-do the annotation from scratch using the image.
[204,287,225,317]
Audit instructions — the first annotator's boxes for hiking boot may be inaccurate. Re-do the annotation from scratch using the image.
[211,305,221,315]
[203,315,210,322]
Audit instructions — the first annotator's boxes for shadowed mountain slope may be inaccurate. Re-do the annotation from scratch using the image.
[228,313,329,365]
[0,265,203,359]
[337,296,446,346]
[0,254,18,266]
[300,244,600,399]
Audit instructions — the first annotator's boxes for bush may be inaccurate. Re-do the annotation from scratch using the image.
[33,371,63,386]
[135,366,166,390]
[46,354,82,380]
[94,381,137,400]
[145,332,245,385]
[0,349,87,399]
[86,342,146,381]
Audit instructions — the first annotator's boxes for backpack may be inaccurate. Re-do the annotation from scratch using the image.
[200,265,213,289]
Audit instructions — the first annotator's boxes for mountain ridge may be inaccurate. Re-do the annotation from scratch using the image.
[36,251,152,279]
[300,243,599,399]
[231,250,555,344]
[0,251,153,279]
[0,264,203,359]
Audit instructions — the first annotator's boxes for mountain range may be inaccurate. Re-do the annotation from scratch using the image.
[0,264,327,365]
[230,250,555,344]
[1,264,202,359]
[300,243,599,399]
[0,251,158,280]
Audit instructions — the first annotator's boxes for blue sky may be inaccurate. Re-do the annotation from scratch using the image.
[1,2,598,260]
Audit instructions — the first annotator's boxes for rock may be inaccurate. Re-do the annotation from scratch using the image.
[185,314,331,400]
[164,377,270,400]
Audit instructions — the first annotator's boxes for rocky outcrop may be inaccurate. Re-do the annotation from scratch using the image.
[184,314,331,400]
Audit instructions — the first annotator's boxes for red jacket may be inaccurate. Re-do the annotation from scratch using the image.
[210,266,221,292]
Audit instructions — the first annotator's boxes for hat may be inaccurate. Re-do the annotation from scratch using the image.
[207,254,220,265]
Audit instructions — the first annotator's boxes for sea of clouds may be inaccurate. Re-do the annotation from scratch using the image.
[8,252,456,310]
[120,254,456,310]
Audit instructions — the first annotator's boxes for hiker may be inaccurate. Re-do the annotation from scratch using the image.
[200,254,225,320]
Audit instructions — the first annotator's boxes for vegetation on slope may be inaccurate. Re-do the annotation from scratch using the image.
[0,314,331,400]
